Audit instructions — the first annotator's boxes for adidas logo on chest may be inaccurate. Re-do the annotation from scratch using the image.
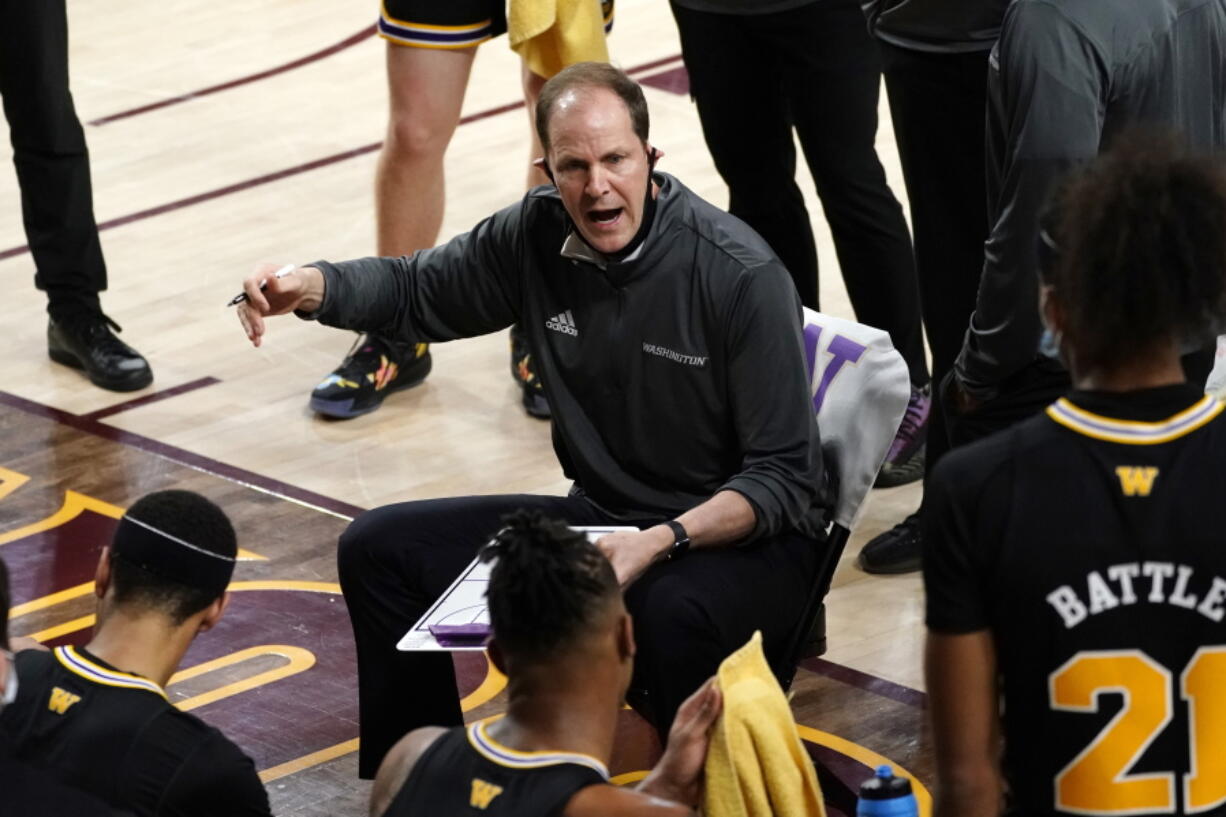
[546,310,578,336]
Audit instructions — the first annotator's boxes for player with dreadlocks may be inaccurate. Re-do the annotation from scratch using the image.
[370,510,721,816]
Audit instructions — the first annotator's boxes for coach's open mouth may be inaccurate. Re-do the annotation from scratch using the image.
[588,208,622,227]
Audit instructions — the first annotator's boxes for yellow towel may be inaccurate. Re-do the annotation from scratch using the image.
[508,0,611,80]
[704,632,826,817]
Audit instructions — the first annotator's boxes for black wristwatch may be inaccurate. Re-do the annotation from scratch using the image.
[664,520,690,560]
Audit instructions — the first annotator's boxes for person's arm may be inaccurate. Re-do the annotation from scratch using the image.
[922,449,1006,817]
[596,490,755,586]
[636,677,721,805]
[369,726,448,817]
[598,262,824,585]
[953,1,1105,402]
[564,679,722,817]
[717,264,825,538]
[927,631,1003,817]
[236,200,525,348]
[563,785,694,817]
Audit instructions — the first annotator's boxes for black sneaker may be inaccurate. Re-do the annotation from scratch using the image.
[309,334,431,419]
[510,324,550,420]
[874,384,930,488]
[48,315,153,392]
[857,512,923,574]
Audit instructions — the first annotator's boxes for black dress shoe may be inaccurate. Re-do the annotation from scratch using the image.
[858,512,923,574]
[48,315,153,392]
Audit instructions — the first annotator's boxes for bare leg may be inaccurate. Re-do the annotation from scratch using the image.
[522,63,550,189]
[310,43,476,418]
[376,43,478,256]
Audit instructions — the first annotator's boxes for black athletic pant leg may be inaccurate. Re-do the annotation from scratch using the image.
[880,43,991,469]
[624,528,820,734]
[671,1,929,387]
[0,0,106,319]
[781,0,928,387]
[337,494,605,778]
[671,2,817,308]
[339,490,824,775]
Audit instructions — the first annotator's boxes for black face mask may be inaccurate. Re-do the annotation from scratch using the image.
[607,150,659,263]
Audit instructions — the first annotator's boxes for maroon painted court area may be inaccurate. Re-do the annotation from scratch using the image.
[0,390,365,520]
[801,655,926,709]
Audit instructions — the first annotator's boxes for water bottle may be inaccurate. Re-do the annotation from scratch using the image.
[857,765,918,817]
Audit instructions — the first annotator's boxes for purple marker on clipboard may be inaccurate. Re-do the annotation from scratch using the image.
[429,623,491,648]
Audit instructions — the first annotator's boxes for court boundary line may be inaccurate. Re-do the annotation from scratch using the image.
[800,655,926,709]
[0,54,684,263]
[0,390,363,521]
[87,26,378,127]
[79,376,222,421]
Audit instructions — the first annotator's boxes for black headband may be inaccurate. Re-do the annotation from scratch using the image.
[112,515,235,596]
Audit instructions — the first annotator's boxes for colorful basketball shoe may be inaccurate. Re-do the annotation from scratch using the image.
[309,334,431,419]
[510,323,550,419]
[874,383,930,488]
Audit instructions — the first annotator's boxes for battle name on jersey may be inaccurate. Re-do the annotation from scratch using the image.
[1047,561,1226,629]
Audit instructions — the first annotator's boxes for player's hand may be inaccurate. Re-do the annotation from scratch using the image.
[638,677,722,807]
[595,527,671,587]
[943,370,985,417]
[236,264,324,348]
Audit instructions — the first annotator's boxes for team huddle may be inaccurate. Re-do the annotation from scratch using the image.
[5,0,1226,815]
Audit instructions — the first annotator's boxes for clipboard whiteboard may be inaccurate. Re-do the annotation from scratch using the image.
[396,526,637,652]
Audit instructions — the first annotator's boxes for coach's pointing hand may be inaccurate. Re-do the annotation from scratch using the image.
[236,264,326,347]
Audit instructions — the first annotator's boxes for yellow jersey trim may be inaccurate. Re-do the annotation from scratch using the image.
[377,32,494,50]
[1046,395,1224,445]
[467,720,609,778]
[55,646,168,699]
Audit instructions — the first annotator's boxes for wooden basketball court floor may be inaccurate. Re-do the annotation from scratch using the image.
[0,1,932,813]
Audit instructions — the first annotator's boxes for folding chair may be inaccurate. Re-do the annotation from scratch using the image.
[772,307,910,691]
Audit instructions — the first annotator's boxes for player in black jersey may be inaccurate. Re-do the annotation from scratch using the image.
[0,490,271,817]
[924,134,1226,817]
[2,556,119,817]
[370,512,722,816]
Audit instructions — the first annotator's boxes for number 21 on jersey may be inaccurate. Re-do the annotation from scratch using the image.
[1049,648,1226,814]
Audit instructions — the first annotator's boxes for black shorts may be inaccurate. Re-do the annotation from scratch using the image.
[377,0,614,50]
[378,0,508,49]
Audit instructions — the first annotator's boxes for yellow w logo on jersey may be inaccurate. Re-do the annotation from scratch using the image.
[470,778,504,809]
[1116,466,1159,497]
[48,687,81,715]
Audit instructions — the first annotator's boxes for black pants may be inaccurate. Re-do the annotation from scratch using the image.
[942,358,1071,449]
[0,0,106,320]
[671,0,929,387]
[880,43,992,471]
[337,494,821,778]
